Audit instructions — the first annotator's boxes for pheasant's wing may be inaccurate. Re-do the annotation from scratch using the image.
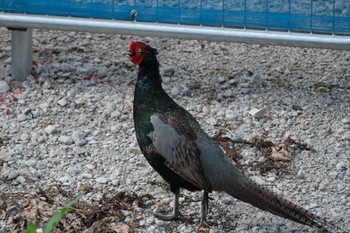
[147,112,209,190]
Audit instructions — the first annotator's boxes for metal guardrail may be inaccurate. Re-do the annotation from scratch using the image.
[1,0,350,34]
[1,13,350,51]
[0,0,350,81]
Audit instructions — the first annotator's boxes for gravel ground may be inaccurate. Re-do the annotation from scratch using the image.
[0,28,350,232]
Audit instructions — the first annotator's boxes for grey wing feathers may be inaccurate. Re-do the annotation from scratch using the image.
[148,113,209,190]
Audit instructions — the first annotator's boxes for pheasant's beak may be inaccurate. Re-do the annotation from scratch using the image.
[122,51,135,58]
[121,51,131,56]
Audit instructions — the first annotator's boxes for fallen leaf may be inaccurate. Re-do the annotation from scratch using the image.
[270,144,292,161]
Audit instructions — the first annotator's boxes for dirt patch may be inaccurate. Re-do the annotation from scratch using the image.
[1,184,153,232]
[213,131,315,175]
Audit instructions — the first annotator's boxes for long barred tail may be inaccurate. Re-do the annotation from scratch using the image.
[227,178,332,232]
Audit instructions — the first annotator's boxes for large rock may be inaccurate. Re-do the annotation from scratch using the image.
[0,81,10,94]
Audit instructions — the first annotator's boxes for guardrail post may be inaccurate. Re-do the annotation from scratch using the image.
[11,28,33,82]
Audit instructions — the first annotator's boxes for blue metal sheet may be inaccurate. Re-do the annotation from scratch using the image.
[0,0,349,34]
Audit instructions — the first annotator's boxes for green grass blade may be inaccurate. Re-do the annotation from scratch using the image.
[24,222,37,233]
[42,195,81,233]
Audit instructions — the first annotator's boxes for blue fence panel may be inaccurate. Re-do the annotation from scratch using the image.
[290,0,312,31]
[0,0,349,34]
[157,0,180,24]
[223,1,246,27]
[334,0,350,34]
[267,0,290,30]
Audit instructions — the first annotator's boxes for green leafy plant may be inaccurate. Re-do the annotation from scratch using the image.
[25,195,81,233]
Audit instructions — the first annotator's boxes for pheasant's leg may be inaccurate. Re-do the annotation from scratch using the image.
[154,188,180,221]
[199,191,209,227]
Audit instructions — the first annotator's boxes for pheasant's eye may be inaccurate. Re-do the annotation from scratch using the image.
[136,48,142,53]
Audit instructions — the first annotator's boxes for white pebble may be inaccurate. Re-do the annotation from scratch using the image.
[58,135,74,145]
[71,131,87,146]
[249,108,267,119]
[57,98,68,107]
[96,177,108,184]
[58,176,70,183]
[20,133,30,142]
[336,161,348,172]
[341,117,350,124]
[17,114,27,122]
[130,147,142,155]
[44,125,58,134]
[0,80,10,93]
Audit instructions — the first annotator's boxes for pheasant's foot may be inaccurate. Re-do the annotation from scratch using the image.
[198,219,210,228]
[154,209,181,221]
[196,220,211,233]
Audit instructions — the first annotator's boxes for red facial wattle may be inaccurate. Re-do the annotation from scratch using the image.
[129,41,148,65]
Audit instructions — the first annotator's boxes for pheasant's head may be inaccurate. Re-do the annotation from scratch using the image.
[129,41,158,66]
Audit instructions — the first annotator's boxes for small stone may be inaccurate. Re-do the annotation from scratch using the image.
[80,173,93,179]
[342,132,350,140]
[17,114,27,122]
[58,176,70,183]
[249,108,267,119]
[224,89,234,97]
[202,106,210,114]
[98,67,108,78]
[291,111,299,117]
[0,81,10,93]
[36,161,47,170]
[232,135,243,142]
[218,77,226,83]
[57,98,68,107]
[77,67,94,76]
[341,117,350,124]
[284,69,291,75]
[23,108,32,115]
[16,175,26,184]
[240,87,251,94]
[130,147,142,155]
[75,98,85,105]
[67,166,80,175]
[187,80,201,90]
[73,147,86,155]
[251,72,263,85]
[111,224,130,233]
[58,136,74,145]
[20,133,30,142]
[96,177,108,184]
[162,67,175,77]
[14,144,24,153]
[18,99,25,105]
[266,176,276,182]
[228,79,237,85]
[336,161,348,172]
[86,164,94,170]
[7,171,18,180]
[206,117,218,126]
[44,125,58,134]
[43,79,52,89]
[292,104,303,111]
[317,86,329,92]
[71,131,87,146]
[270,119,280,126]
[297,169,305,179]
[222,197,234,205]
[329,171,338,179]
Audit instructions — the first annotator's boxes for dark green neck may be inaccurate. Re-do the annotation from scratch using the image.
[136,56,162,88]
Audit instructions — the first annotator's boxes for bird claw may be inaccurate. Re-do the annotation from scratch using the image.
[198,219,210,228]
[196,219,211,232]
[153,209,181,221]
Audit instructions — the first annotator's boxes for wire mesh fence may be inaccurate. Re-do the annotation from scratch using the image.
[1,0,350,34]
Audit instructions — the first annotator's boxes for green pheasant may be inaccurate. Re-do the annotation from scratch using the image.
[129,41,331,231]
